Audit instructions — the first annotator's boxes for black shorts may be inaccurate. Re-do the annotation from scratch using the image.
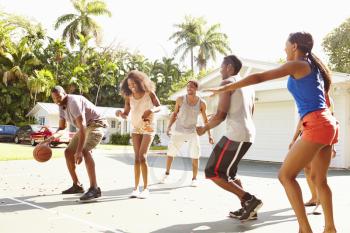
[205,136,252,181]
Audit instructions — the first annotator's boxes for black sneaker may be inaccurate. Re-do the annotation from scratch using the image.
[229,208,258,220]
[79,187,101,201]
[62,184,84,194]
[239,196,263,222]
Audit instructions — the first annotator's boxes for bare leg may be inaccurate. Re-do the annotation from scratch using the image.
[304,163,319,205]
[310,146,336,233]
[138,134,153,190]
[192,158,199,180]
[212,178,246,200]
[165,156,174,174]
[83,149,97,188]
[278,139,324,233]
[132,134,142,190]
[64,148,81,185]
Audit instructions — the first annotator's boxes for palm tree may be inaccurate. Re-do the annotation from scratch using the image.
[54,0,111,48]
[196,23,231,71]
[0,37,41,86]
[169,16,205,72]
[27,69,55,107]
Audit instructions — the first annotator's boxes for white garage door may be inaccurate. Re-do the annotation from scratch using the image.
[245,101,296,162]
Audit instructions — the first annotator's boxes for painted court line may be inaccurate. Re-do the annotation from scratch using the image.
[6,197,122,233]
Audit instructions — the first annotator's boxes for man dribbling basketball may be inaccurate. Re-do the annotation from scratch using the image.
[45,86,107,201]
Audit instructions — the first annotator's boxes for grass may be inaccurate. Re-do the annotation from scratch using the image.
[0,142,65,161]
[0,143,167,161]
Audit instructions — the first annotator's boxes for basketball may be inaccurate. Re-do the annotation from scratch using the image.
[33,144,52,162]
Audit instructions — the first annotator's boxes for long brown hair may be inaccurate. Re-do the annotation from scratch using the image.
[288,32,332,93]
[120,70,155,97]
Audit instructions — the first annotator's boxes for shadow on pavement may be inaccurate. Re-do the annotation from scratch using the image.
[150,207,296,233]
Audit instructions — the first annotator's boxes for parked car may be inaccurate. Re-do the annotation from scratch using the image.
[30,126,74,147]
[14,125,42,145]
[0,125,19,142]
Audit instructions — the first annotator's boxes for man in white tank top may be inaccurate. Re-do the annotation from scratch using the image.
[160,80,214,186]
[197,55,262,221]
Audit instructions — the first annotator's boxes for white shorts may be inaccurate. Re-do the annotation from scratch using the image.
[167,131,201,159]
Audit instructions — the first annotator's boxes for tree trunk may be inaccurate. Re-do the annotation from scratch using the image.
[190,48,194,73]
[33,90,37,108]
[95,84,101,106]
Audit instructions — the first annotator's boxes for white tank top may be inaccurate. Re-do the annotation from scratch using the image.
[175,95,201,134]
[130,93,155,134]
[225,76,256,142]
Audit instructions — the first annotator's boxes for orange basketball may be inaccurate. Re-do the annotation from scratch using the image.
[33,144,52,162]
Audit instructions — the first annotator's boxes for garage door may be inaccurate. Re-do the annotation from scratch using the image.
[245,101,296,162]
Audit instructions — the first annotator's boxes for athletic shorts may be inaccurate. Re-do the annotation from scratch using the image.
[301,109,339,145]
[67,121,106,152]
[205,136,252,181]
[167,131,201,159]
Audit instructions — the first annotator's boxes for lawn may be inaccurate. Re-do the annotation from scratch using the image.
[0,142,65,161]
[0,143,167,161]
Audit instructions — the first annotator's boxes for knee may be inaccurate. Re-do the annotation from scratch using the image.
[278,171,296,185]
[304,166,311,175]
[312,174,327,187]
[139,155,147,163]
[64,149,73,158]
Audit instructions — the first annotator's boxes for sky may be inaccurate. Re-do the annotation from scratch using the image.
[1,0,349,70]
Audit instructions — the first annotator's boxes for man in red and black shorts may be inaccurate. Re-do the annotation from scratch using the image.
[197,55,262,221]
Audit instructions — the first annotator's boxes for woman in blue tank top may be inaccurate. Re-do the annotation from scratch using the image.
[205,32,338,233]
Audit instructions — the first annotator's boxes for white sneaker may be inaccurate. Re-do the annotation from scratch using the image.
[138,189,150,199]
[191,179,199,187]
[159,174,169,184]
[130,189,140,198]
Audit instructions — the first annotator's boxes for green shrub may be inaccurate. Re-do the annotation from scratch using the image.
[152,134,161,146]
[110,133,131,145]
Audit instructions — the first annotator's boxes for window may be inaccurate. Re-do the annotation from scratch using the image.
[111,120,116,128]
[38,117,45,125]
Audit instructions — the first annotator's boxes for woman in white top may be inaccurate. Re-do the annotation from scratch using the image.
[117,70,161,199]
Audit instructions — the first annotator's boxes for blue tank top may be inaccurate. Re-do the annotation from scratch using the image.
[287,63,327,119]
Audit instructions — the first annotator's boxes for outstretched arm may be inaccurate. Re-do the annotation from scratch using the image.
[205,61,302,95]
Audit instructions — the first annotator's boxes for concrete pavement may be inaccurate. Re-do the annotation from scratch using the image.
[0,147,349,233]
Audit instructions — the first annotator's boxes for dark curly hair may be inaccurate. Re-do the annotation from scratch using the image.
[120,70,156,97]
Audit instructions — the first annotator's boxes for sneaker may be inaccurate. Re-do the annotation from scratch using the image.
[138,188,150,199]
[229,208,258,220]
[79,187,101,201]
[130,189,140,198]
[62,184,84,194]
[191,179,199,187]
[159,174,169,184]
[239,196,263,222]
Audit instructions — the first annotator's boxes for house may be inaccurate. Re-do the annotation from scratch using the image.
[169,58,350,169]
[27,102,170,144]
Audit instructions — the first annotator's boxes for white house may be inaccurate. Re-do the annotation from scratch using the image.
[170,58,350,169]
[27,102,170,144]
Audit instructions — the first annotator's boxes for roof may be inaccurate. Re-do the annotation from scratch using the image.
[27,102,170,118]
[170,57,350,100]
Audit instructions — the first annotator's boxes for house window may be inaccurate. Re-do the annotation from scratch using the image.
[111,120,116,128]
[38,117,45,125]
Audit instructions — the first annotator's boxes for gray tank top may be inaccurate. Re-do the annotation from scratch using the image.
[175,95,201,134]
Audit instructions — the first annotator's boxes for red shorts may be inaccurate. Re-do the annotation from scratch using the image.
[301,109,339,145]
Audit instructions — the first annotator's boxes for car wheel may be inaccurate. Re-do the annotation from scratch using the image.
[14,136,20,144]
[31,138,37,146]
[50,143,58,148]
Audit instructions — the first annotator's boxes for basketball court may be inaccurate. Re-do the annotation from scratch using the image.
[1,147,350,233]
